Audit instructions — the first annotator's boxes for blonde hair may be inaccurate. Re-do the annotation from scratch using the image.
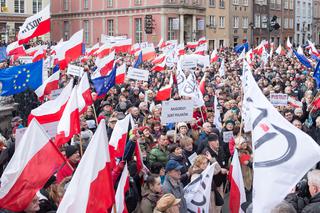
[192,155,208,169]
[179,137,193,149]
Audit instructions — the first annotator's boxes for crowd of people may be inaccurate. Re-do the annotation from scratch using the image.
[0,39,319,213]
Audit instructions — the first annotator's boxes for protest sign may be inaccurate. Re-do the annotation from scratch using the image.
[161,100,193,124]
[18,56,33,64]
[188,152,198,165]
[270,93,288,106]
[180,54,210,70]
[127,67,149,81]
[223,131,233,143]
[67,64,84,77]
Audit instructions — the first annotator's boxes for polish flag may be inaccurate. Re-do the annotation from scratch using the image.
[115,63,126,84]
[18,5,50,45]
[307,40,320,57]
[275,45,285,56]
[253,40,268,56]
[155,74,173,101]
[286,37,293,49]
[199,74,206,95]
[210,49,219,63]
[6,41,25,56]
[157,38,168,49]
[194,43,208,55]
[109,114,131,159]
[55,85,80,147]
[176,43,185,56]
[112,39,132,53]
[152,54,166,64]
[94,51,115,77]
[288,96,303,108]
[113,163,130,213]
[35,70,60,101]
[56,29,84,70]
[25,45,43,56]
[86,42,100,56]
[0,119,65,212]
[50,39,63,55]
[198,37,207,46]
[57,120,115,213]
[32,46,47,62]
[130,43,141,55]
[77,72,93,114]
[151,57,166,72]
[229,149,246,213]
[186,41,198,49]
[135,44,156,61]
[28,79,73,124]
[96,43,112,59]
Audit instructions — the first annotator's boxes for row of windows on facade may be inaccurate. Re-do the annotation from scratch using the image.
[255,0,294,10]
[208,16,249,29]
[209,0,248,7]
[0,0,42,14]
[63,0,149,10]
[296,1,313,17]
[254,15,294,29]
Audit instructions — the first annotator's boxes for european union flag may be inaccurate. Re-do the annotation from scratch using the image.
[0,60,43,96]
[92,64,116,97]
[134,51,143,68]
[293,49,312,69]
[234,42,249,54]
[314,60,320,89]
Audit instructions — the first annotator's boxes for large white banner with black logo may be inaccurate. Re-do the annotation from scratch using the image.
[242,61,320,213]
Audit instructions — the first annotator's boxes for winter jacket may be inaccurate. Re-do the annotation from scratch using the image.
[168,153,190,186]
[195,132,209,154]
[140,188,162,213]
[147,145,169,165]
[56,161,76,184]
[302,192,320,213]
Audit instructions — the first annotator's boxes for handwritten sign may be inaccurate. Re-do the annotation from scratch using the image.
[270,93,288,106]
[67,64,84,77]
[223,131,233,143]
[127,67,149,81]
[161,100,193,124]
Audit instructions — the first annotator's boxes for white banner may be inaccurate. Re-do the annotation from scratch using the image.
[180,73,205,108]
[270,93,288,106]
[184,163,215,213]
[180,54,210,70]
[127,67,149,81]
[67,64,84,77]
[18,56,33,64]
[161,100,193,124]
[100,35,127,44]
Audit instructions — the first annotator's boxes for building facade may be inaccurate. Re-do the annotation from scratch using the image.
[0,0,50,43]
[295,0,313,46]
[253,0,294,47]
[51,0,206,46]
[313,0,320,44]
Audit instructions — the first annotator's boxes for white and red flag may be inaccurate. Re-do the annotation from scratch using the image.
[115,63,126,84]
[186,41,198,49]
[135,44,156,61]
[155,73,173,101]
[93,51,115,77]
[77,72,93,114]
[286,37,293,49]
[55,85,80,147]
[6,41,25,56]
[112,39,132,53]
[32,45,47,62]
[25,45,43,56]
[229,149,246,213]
[151,57,166,72]
[194,42,208,55]
[35,70,60,101]
[210,49,219,63]
[152,54,166,64]
[197,37,207,46]
[86,42,100,56]
[28,79,74,124]
[113,163,130,213]
[96,43,112,59]
[199,73,206,95]
[275,45,286,56]
[0,118,65,212]
[57,119,115,213]
[17,5,50,45]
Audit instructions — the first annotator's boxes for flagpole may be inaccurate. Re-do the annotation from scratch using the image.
[79,136,84,157]
[174,123,177,144]
[199,107,205,123]
[91,103,99,124]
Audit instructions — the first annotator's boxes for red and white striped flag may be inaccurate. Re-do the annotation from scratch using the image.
[86,42,100,56]
[135,44,156,61]
[32,45,47,62]
[77,72,93,114]
[0,118,65,212]
[55,85,80,147]
[210,49,219,63]
[113,163,130,213]
[155,73,173,101]
[35,70,60,101]
[93,51,115,78]
[6,41,25,56]
[152,54,166,64]
[186,41,198,49]
[229,149,246,213]
[17,5,50,45]
[112,39,132,53]
[115,63,126,84]
[96,43,112,59]
[151,58,166,72]
[57,119,115,213]
[194,43,208,55]
[176,43,185,56]
[28,79,74,124]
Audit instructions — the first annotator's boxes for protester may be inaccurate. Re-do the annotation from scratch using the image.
[56,145,80,183]
[153,193,181,213]
[140,175,163,213]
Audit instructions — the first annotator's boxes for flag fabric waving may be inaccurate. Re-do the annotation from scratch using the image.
[113,163,130,213]
[17,5,50,45]
[92,64,116,97]
[292,49,312,69]
[184,162,215,213]
[115,63,126,84]
[0,60,43,96]
[77,72,93,114]
[242,61,320,213]
[314,60,320,88]
[234,42,249,53]
[0,118,65,212]
[134,51,143,68]
[229,149,246,213]
[57,119,115,213]
[93,51,115,78]
[35,70,60,101]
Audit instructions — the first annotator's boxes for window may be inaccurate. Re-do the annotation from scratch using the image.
[261,15,267,28]
[243,0,248,6]
[233,0,239,5]
[219,0,224,8]
[63,21,69,40]
[107,19,114,36]
[270,0,275,9]
[219,39,224,47]
[209,0,215,7]
[297,1,300,14]
[254,14,261,28]
[233,16,239,28]
[107,0,113,7]
[14,0,24,13]
[255,0,267,5]
[303,2,306,17]
[308,24,310,31]
[242,17,248,28]
[135,18,142,43]
[209,15,216,27]
[84,20,89,44]
[308,3,312,18]
[1,0,6,8]
[219,16,225,28]
[63,0,68,10]
[289,0,294,9]
[135,0,142,5]
[84,0,88,9]
[32,0,42,14]
[276,0,281,9]
[284,18,288,29]
[289,19,294,29]
[168,18,176,40]
[284,0,288,9]
[297,23,300,31]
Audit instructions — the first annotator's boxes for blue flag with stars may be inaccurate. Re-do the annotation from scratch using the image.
[0,60,43,96]
[134,51,143,68]
[92,64,116,97]
[314,60,320,89]
[293,49,313,69]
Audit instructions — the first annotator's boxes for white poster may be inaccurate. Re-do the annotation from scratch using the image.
[161,100,194,124]
[67,64,84,77]
[127,67,149,81]
[270,93,288,106]
[180,54,210,70]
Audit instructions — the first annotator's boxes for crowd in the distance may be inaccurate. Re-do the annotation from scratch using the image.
[0,39,319,213]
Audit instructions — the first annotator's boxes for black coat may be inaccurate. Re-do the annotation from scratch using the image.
[302,192,320,213]
[169,154,190,186]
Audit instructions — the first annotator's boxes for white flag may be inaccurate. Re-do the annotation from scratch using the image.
[242,61,320,213]
[241,61,252,132]
[219,59,225,77]
[184,163,215,213]
[180,72,204,108]
[176,61,187,97]
[214,95,222,131]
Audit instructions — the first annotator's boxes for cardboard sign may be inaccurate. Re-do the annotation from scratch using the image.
[67,64,84,77]
[50,88,63,100]
[223,131,233,143]
[18,56,33,64]
[270,93,288,106]
[180,54,210,70]
[127,67,149,81]
[161,100,194,124]
[188,152,198,165]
